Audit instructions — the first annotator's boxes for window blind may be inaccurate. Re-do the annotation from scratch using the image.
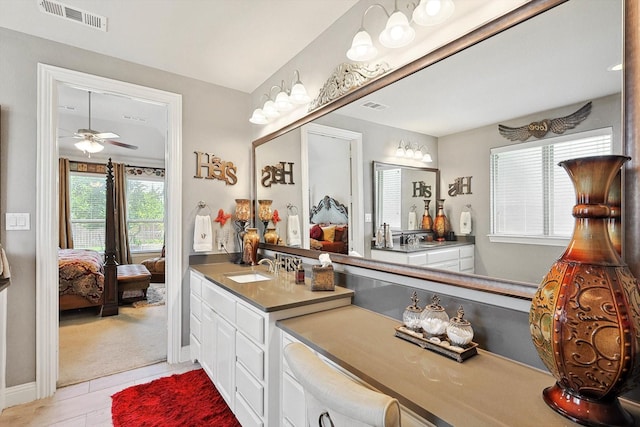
[380,168,402,229]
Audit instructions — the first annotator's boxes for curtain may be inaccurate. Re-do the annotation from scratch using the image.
[58,158,74,248]
[114,162,132,265]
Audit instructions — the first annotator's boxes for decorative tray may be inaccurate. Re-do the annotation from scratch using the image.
[394,325,478,362]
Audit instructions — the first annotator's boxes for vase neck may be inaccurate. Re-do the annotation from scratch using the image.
[562,218,621,265]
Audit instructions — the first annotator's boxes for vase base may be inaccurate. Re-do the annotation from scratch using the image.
[543,384,634,427]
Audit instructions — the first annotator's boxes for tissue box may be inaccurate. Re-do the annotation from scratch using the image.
[311,265,334,291]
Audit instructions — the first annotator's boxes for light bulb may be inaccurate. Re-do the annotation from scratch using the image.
[379,11,415,48]
[249,108,268,124]
[413,0,455,26]
[347,30,378,61]
[290,83,311,104]
[414,147,423,159]
[422,152,433,162]
[405,146,414,158]
[262,100,279,118]
[275,91,293,111]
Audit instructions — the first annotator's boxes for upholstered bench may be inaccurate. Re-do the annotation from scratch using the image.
[117,264,152,303]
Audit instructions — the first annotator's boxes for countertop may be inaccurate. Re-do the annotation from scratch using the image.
[278,305,640,427]
[372,239,474,254]
[190,262,354,312]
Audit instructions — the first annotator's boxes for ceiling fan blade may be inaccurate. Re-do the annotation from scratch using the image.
[94,132,120,139]
[104,140,139,150]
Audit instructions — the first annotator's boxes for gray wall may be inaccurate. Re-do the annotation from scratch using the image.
[0,28,251,387]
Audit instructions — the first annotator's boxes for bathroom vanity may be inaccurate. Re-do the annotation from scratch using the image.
[371,241,474,274]
[189,263,353,427]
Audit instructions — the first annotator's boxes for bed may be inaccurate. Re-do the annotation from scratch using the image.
[309,195,349,254]
[59,159,119,316]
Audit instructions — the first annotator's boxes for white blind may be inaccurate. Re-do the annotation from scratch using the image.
[491,127,613,239]
[380,168,402,229]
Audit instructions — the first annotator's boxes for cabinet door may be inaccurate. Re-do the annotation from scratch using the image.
[200,303,217,380]
[216,315,236,410]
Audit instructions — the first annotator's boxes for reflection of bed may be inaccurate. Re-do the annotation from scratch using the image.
[309,195,349,254]
[58,249,105,311]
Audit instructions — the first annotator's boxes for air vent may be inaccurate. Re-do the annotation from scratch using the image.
[37,0,108,31]
[123,115,147,123]
[361,101,388,111]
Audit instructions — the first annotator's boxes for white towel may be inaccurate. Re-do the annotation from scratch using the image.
[460,211,472,235]
[193,215,213,252]
[287,214,301,247]
[408,211,417,230]
[0,245,10,280]
[385,225,393,248]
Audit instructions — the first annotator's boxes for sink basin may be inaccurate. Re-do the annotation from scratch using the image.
[226,272,272,283]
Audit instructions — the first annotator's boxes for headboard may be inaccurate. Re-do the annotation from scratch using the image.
[310,195,348,224]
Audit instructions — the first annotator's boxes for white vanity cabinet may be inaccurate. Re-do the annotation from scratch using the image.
[189,267,353,426]
[279,330,435,427]
[371,244,475,274]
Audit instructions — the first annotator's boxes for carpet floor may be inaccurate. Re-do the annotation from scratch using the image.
[111,368,241,427]
[58,285,167,387]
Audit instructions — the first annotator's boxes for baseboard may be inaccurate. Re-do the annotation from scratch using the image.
[4,381,37,409]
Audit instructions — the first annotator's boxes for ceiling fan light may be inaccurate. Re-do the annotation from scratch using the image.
[379,11,415,48]
[262,100,280,118]
[249,108,268,124]
[290,83,311,104]
[347,30,378,61]
[413,0,455,26]
[275,91,293,111]
[75,139,104,154]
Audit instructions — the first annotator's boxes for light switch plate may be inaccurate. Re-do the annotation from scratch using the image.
[364,213,372,223]
[6,213,30,230]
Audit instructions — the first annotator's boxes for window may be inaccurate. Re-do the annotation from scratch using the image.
[69,171,165,253]
[490,128,613,245]
[69,173,106,251]
[379,168,402,229]
[126,177,165,252]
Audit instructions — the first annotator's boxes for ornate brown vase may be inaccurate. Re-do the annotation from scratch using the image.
[432,199,450,241]
[421,199,433,231]
[264,227,278,245]
[529,155,639,427]
[242,228,260,266]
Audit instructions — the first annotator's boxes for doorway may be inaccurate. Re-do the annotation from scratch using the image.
[36,65,183,398]
[301,123,364,256]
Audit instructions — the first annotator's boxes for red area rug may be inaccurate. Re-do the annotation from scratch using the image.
[111,368,241,427]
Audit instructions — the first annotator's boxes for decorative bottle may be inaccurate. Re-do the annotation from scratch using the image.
[420,295,449,337]
[242,228,260,265]
[529,155,639,427]
[421,199,433,231]
[433,199,450,241]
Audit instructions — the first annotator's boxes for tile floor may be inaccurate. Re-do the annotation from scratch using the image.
[0,361,200,427]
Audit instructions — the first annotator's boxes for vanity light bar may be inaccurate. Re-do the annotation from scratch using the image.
[250,70,311,125]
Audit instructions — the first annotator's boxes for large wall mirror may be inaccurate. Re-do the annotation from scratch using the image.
[254,0,637,295]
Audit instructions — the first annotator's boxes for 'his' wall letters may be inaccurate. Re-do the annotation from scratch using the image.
[194,151,237,185]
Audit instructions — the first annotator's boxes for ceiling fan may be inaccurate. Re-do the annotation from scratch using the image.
[64,91,139,154]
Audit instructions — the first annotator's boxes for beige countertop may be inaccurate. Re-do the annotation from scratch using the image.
[190,262,354,312]
[278,305,640,427]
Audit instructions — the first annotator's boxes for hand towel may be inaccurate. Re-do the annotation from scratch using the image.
[287,214,302,247]
[193,215,213,252]
[460,211,472,235]
[408,211,417,230]
[385,225,394,248]
[0,244,10,280]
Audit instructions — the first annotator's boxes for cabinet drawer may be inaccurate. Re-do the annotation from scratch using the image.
[425,247,459,264]
[237,303,265,344]
[236,362,265,417]
[190,271,202,297]
[459,245,474,258]
[189,333,200,361]
[236,332,265,380]
[235,392,264,427]
[407,252,427,265]
[428,259,459,272]
[203,281,236,322]
[460,256,474,272]
[282,371,306,426]
[190,313,201,339]
[190,293,201,320]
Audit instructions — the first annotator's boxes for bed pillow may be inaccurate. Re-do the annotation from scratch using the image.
[310,238,323,250]
[321,225,336,242]
[310,224,323,240]
[334,226,345,242]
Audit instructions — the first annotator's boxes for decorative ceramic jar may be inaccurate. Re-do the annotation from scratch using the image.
[402,292,422,332]
[529,155,639,427]
[234,199,251,222]
[257,199,273,223]
[242,228,260,265]
[446,306,473,346]
[420,295,449,336]
[264,227,278,245]
[421,199,433,231]
[433,199,450,241]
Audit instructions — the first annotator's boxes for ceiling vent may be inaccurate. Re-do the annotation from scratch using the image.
[37,0,108,32]
[361,101,388,111]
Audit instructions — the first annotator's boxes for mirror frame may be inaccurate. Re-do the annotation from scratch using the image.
[253,0,639,300]
[372,161,440,235]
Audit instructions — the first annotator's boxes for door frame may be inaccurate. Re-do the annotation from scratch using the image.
[36,64,183,398]
[301,123,364,255]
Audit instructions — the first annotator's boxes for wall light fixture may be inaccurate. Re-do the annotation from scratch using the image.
[395,141,432,163]
[250,70,311,125]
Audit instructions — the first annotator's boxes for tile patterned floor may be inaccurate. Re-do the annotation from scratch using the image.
[0,361,200,427]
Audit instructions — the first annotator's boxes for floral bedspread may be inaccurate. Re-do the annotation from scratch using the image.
[58,249,105,304]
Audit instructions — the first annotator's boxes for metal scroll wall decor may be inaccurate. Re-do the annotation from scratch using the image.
[193,151,238,185]
[261,162,295,187]
[498,101,592,141]
[308,62,390,111]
